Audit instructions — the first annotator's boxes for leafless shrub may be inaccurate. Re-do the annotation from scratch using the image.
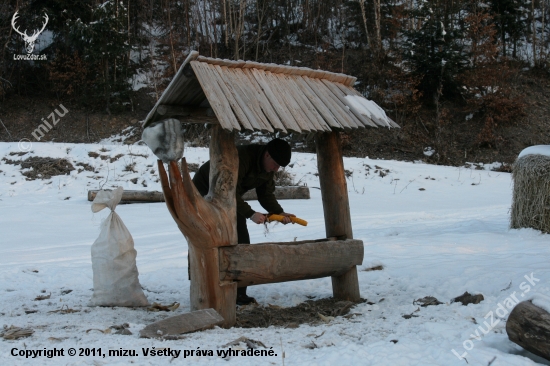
[274,169,295,186]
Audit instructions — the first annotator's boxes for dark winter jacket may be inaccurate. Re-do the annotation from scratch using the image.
[192,144,284,218]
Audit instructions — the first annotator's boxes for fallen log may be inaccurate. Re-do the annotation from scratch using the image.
[88,185,310,203]
[506,300,550,361]
[139,308,224,338]
[242,185,310,200]
[219,238,364,287]
[88,190,164,202]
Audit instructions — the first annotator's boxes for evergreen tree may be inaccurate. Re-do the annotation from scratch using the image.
[65,0,133,112]
[402,0,468,103]
[488,0,528,57]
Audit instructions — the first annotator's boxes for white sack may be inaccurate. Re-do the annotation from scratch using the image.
[89,187,148,307]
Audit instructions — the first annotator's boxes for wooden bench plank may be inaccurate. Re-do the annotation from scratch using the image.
[139,308,224,338]
[219,239,364,286]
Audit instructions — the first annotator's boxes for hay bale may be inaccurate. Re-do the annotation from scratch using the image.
[510,154,550,232]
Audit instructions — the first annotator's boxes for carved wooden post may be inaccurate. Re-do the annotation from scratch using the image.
[158,125,238,327]
[316,131,361,301]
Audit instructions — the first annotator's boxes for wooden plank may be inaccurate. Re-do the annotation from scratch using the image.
[196,56,246,68]
[303,76,356,130]
[507,300,550,361]
[285,75,332,131]
[139,309,224,338]
[310,79,363,129]
[263,71,314,132]
[191,61,241,131]
[250,68,303,133]
[251,69,302,133]
[219,239,364,286]
[220,66,274,132]
[202,64,257,131]
[207,65,263,131]
[231,68,284,132]
[323,72,348,84]
[316,131,360,301]
[278,73,326,131]
[294,77,342,129]
[315,79,366,129]
[240,68,287,133]
[322,80,378,128]
[285,76,332,131]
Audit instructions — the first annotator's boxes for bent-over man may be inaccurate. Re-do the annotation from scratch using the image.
[192,138,296,305]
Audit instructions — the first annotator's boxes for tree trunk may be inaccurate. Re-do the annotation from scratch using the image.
[316,131,361,301]
[358,0,372,50]
[373,0,382,56]
[507,300,550,361]
[157,125,238,327]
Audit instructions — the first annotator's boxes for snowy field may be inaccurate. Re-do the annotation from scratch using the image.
[0,141,549,366]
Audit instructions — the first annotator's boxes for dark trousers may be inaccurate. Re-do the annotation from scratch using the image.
[236,212,250,297]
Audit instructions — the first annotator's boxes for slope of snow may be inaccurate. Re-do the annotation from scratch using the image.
[518,145,550,159]
[0,141,548,365]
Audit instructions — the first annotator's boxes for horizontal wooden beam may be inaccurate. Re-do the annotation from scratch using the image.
[242,185,309,200]
[155,105,219,124]
[218,239,364,287]
[88,186,310,203]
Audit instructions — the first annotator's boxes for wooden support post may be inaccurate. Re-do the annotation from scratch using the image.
[158,125,238,327]
[316,131,361,301]
[189,247,237,326]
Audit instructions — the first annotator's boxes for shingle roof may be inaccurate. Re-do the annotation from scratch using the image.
[143,51,399,133]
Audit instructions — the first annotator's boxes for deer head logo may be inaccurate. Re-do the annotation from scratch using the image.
[11,11,49,54]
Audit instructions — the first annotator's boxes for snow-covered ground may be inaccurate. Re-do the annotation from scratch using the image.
[0,141,549,366]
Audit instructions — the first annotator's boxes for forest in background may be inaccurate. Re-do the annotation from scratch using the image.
[1,0,549,165]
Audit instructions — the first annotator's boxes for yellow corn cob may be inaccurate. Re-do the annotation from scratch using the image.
[267,214,308,226]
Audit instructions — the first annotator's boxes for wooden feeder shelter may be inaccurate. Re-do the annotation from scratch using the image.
[144,51,398,328]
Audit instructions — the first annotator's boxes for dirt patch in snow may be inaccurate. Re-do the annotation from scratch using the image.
[235,297,366,329]
[2,156,75,180]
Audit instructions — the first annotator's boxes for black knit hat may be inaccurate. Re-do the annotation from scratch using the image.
[266,138,291,167]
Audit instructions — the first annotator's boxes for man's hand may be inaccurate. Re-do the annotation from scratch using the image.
[250,212,267,224]
[279,212,296,224]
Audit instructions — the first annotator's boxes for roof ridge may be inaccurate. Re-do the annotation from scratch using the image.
[195,55,356,87]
